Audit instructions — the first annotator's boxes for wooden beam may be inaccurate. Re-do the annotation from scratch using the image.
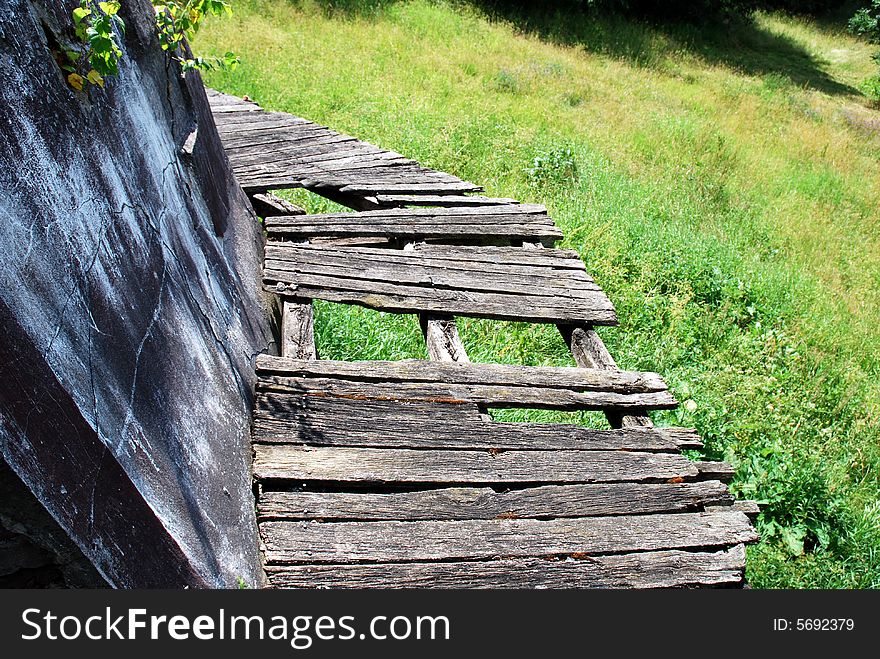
[258,481,733,521]
[265,545,748,589]
[260,511,758,564]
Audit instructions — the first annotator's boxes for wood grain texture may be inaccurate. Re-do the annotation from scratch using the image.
[250,193,306,218]
[281,299,316,360]
[253,392,701,450]
[260,511,758,563]
[258,480,732,520]
[208,93,481,198]
[263,205,562,245]
[257,376,676,410]
[420,315,470,363]
[252,444,699,483]
[256,355,668,393]
[264,545,747,588]
[374,195,519,208]
[254,356,676,411]
[561,324,656,429]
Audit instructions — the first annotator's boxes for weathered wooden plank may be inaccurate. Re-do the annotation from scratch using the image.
[696,461,736,483]
[264,251,600,297]
[269,203,549,221]
[256,356,667,393]
[264,245,586,284]
[375,195,519,208]
[263,242,615,324]
[258,375,676,411]
[265,242,586,276]
[268,278,618,324]
[265,545,747,588]
[250,193,305,218]
[234,149,411,174]
[258,480,732,520]
[338,182,482,194]
[263,208,562,243]
[260,511,758,563]
[252,444,698,484]
[254,393,485,426]
[224,132,357,154]
[707,500,760,523]
[253,392,700,450]
[265,545,746,589]
[281,299,316,360]
[240,177,477,197]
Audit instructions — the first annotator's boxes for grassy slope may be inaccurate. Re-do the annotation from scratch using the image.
[197,0,880,587]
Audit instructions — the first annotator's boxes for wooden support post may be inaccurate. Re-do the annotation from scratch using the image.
[421,315,470,363]
[559,325,654,429]
[520,241,653,429]
[403,241,489,419]
[281,298,317,360]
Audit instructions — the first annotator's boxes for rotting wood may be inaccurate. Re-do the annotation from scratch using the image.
[250,193,306,218]
[560,324,656,428]
[207,89,756,589]
[262,243,617,324]
[260,510,758,564]
[264,545,747,589]
[707,500,760,523]
[374,195,519,208]
[252,393,700,451]
[281,299,317,360]
[255,355,669,393]
[420,315,470,363]
[252,444,699,484]
[263,205,562,245]
[258,375,677,411]
[695,461,736,483]
[254,393,484,427]
[258,481,732,521]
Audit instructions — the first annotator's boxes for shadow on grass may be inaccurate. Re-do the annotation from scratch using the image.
[467,2,859,96]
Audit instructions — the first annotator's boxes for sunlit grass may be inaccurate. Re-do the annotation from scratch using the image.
[198,0,880,587]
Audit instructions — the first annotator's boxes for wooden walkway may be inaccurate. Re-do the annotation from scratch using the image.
[209,89,758,589]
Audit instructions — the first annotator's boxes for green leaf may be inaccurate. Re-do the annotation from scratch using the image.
[72,7,91,25]
[780,525,806,557]
[98,1,120,16]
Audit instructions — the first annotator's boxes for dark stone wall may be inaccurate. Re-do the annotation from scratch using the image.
[0,0,274,587]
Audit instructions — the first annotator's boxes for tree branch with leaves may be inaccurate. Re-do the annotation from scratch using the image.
[66,0,238,91]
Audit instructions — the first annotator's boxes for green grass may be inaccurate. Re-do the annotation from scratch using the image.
[197,0,880,588]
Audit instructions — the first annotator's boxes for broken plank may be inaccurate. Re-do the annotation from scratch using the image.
[250,193,305,218]
[253,393,700,451]
[375,195,519,208]
[256,356,668,393]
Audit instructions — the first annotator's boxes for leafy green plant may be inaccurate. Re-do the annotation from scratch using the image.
[525,147,578,186]
[849,1,880,105]
[65,1,125,90]
[152,1,239,72]
[65,0,238,91]
[860,76,880,107]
